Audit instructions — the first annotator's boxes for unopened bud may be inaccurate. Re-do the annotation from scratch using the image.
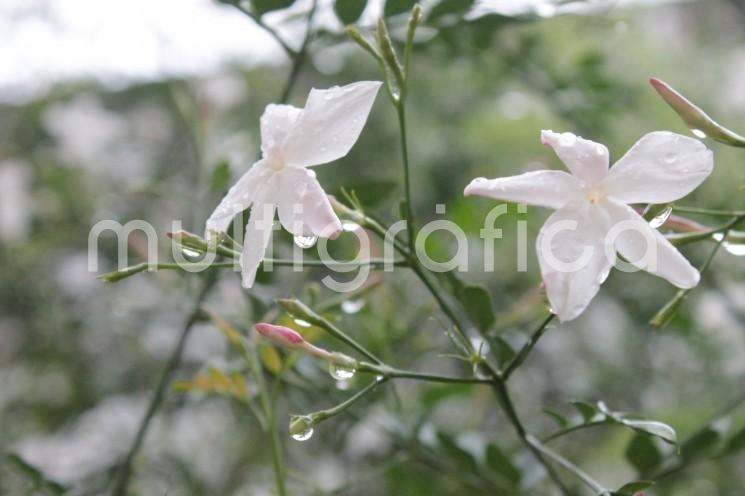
[650,77,745,148]
[255,322,306,348]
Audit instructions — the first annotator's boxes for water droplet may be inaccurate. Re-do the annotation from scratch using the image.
[291,426,314,441]
[663,153,677,165]
[293,318,311,328]
[692,129,707,139]
[329,362,356,380]
[341,299,365,314]
[294,234,317,249]
[181,247,201,258]
[341,220,361,232]
[559,132,577,147]
[713,233,745,256]
[335,380,349,391]
[472,177,487,183]
[649,206,673,228]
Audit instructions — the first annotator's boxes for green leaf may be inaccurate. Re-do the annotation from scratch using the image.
[384,0,417,17]
[421,383,471,409]
[251,0,294,16]
[485,443,521,484]
[614,480,655,495]
[429,0,475,21]
[650,77,745,148]
[625,433,662,474]
[210,160,231,193]
[570,400,599,423]
[620,419,678,446]
[543,407,569,429]
[723,425,745,455]
[681,427,720,461]
[461,285,495,331]
[436,432,478,471]
[334,0,367,24]
[490,335,516,367]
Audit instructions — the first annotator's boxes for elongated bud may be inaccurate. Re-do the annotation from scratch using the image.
[406,4,423,44]
[650,78,745,148]
[345,26,383,61]
[375,18,405,89]
[255,322,306,348]
[99,262,151,283]
[649,290,687,329]
[167,230,237,257]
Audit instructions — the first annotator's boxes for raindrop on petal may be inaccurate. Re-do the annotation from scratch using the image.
[692,129,707,139]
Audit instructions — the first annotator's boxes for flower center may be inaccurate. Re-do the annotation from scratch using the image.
[585,186,606,204]
[267,159,285,171]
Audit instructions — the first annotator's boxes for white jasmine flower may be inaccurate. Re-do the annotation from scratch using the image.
[465,130,713,321]
[205,81,382,288]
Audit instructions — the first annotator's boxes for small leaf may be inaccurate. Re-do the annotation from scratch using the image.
[259,342,283,374]
[461,285,495,331]
[210,160,231,193]
[206,311,245,350]
[650,77,745,148]
[615,480,655,495]
[334,0,367,24]
[543,407,569,429]
[383,0,417,17]
[485,443,521,484]
[436,432,478,471]
[625,433,662,474]
[723,425,745,455]
[251,0,295,16]
[621,419,678,446]
[681,427,720,461]
[570,401,599,423]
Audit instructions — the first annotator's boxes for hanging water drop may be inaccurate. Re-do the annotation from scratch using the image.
[181,247,201,258]
[291,426,314,441]
[341,299,365,314]
[289,415,314,441]
[691,129,707,139]
[293,318,311,328]
[649,206,673,228]
[329,362,356,380]
[294,234,317,249]
[341,220,361,232]
[713,233,745,256]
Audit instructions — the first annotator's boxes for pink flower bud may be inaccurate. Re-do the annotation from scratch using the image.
[254,323,305,348]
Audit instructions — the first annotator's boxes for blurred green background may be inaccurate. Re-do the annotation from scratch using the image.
[1,0,745,494]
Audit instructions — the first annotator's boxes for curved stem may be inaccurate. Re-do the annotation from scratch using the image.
[503,314,555,380]
[542,420,610,443]
[356,362,492,384]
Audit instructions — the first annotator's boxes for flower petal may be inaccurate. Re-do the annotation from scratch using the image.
[281,81,382,167]
[205,160,267,237]
[537,201,615,321]
[464,170,581,209]
[240,201,276,288]
[602,131,713,204]
[276,167,342,238]
[603,198,699,288]
[541,130,609,184]
[260,104,302,162]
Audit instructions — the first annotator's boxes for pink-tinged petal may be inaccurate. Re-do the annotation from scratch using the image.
[239,201,276,288]
[541,130,609,184]
[602,131,713,204]
[255,322,306,347]
[281,81,382,167]
[464,170,581,209]
[260,104,302,163]
[205,160,267,237]
[276,167,342,238]
[603,198,699,288]
[537,201,615,321]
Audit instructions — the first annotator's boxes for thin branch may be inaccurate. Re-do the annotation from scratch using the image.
[502,314,555,380]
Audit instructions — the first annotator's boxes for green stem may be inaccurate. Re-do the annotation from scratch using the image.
[311,379,386,424]
[502,314,555,380]
[673,205,745,217]
[396,102,416,255]
[542,420,610,443]
[528,436,610,495]
[356,362,492,384]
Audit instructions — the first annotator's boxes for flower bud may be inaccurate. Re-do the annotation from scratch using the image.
[254,323,306,348]
[650,77,745,148]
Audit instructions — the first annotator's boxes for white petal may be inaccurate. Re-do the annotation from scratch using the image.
[239,202,276,288]
[464,170,581,209]
[603,198,699,288]
[537,201,615,321]
[602,131,713,204]
[260,104,302,162]
[281,81,382,167]
[205,160,267,237]
[275,167,342,238]
[541,130,609,184]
